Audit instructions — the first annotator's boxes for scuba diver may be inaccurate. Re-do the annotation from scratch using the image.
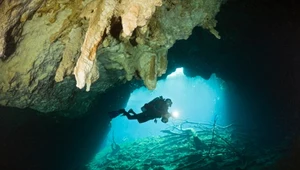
[108,96,173,123]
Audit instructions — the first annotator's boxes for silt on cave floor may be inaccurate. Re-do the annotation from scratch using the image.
[87,119,293,170]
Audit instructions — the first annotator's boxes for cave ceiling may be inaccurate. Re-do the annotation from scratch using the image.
[0,0,224,116]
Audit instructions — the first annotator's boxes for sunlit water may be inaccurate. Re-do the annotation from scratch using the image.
[104,68,227,146]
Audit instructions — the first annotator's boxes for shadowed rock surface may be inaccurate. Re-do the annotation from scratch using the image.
[0,0,299,170]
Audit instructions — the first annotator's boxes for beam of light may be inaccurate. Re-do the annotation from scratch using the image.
[166,67,184,78]
[171,110,180,118]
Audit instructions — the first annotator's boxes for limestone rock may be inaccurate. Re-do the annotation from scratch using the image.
[0,0,45,59]
[73,0,117,91]
[118,0,162,37]
[54,26,83,83]
[0,0,224,116]
[0,7,71,112]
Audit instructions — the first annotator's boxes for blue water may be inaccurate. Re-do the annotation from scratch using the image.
[105,68,228,146]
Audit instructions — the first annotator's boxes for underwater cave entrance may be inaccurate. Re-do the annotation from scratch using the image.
[88,68,288,170]
[105,67,227,145]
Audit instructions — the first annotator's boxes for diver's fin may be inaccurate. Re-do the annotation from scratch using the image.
[108,110,123,119]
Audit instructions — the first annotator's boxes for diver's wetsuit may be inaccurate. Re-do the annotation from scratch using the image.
[121,109,160,123]
[120,97,169,123]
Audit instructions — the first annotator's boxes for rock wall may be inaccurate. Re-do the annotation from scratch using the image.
[0,0,224,116]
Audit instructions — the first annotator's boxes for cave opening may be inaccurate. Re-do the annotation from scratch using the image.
[104,67,227,146]
[0,0,299,170]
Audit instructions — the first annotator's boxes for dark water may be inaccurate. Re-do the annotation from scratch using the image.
[0,86,131,170]
[1,0,300,169]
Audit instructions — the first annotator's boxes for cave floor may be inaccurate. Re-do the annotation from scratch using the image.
[87,121,290,170]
